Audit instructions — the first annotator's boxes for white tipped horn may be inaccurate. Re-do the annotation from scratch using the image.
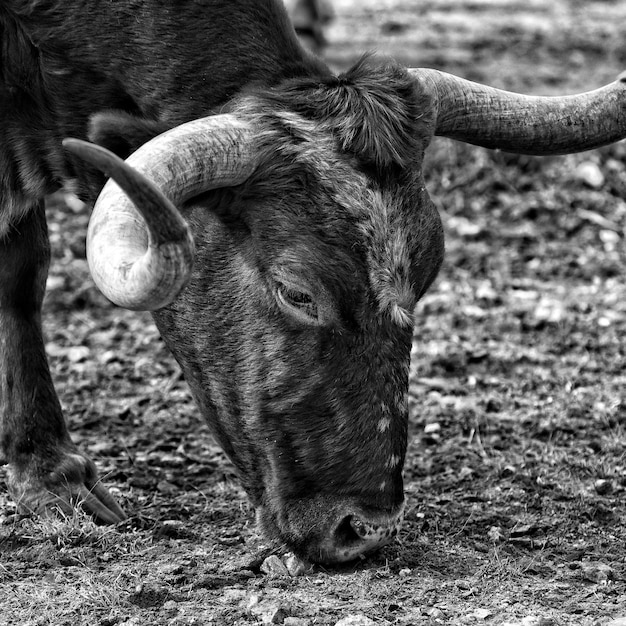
[65,115,257,310]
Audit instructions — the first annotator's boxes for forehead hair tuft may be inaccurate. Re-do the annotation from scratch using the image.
[321,53,434,169]
[240,53,434,171]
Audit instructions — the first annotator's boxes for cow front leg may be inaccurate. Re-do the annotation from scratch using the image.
[0,202,125,523]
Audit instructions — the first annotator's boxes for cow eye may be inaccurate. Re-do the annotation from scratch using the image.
[276,282,319,323]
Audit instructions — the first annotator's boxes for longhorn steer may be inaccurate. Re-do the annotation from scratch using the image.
[1,0,625,564]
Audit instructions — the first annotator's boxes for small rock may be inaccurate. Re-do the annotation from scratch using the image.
[423,422,441,435]
[46,275,66,292]
[576,161,605,189]
[100,349,118,364]
[510,524,537,538]
[447,215,483,237]
[284,553,309,577]
[594,479,612,495]
[246,593,261,610]
[261,555,290,577]
[248,596,290,625]
[334,616,376,626]
[600,229,620,248]
[519,617,555,626]
[220,588,248,606]
[474,608,493,620]
[67,345,91,362]
[263,606,287,625]
[64,192,87,212]
[46,343,91,362]
[162,600,178,611]
[284,618,310,626]
[398,568,412,577]
[581,561,615,583]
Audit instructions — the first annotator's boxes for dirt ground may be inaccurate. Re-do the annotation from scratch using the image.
[1,1,626,625]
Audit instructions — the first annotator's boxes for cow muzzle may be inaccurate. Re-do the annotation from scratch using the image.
[322,507,404,562]
[258,498,405,564]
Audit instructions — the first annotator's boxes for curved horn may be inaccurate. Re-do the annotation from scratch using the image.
[409,68,626,155]
[64,115,257,310]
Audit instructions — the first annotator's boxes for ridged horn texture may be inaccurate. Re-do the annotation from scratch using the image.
[64,116,257,310]
[409,68,626,155]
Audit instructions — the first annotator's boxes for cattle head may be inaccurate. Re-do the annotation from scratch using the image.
[65,56,626,563]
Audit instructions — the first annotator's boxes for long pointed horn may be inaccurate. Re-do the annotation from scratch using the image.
[64,116,257,310]
[408,68,626,155]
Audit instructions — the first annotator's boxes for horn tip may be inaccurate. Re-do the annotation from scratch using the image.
[63,137,97,160]
[62,137,85,150]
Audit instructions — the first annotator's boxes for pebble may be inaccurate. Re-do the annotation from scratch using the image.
[334,616,376,626]
[576,161,605,189]
[45,343,91,362]
[260,555,290,577]
[260,553,310,577]
[248,595,290,625]
[263,606,288,624]
[581,562,615,583]
[423,422,441,434]
[162,600,178,611]
[221,588,248,605]
[284,553,310,577]
[246,593,261,610]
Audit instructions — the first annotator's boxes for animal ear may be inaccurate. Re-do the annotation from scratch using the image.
[88,111,170,160]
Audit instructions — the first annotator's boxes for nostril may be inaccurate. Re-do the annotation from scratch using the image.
[349,516,368,538]
[326,511,402,562]
[333,515,363,546]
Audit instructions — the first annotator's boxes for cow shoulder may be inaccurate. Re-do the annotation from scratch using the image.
[0,5,59,233]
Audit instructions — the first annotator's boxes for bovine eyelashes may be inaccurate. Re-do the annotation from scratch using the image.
[270,267,342,328]
[276,281,320,324]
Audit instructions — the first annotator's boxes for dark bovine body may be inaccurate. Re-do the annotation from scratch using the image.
[0,0,327,208]
[0,0,444,561]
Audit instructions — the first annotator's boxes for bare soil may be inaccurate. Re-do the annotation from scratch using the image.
[1,1,626,625]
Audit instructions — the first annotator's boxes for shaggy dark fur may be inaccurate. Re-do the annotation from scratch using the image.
[0,0,444,562]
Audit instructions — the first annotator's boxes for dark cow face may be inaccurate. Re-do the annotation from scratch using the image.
[92,57,444,563]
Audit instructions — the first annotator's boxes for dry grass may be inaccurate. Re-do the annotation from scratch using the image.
[2,1,626,625]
